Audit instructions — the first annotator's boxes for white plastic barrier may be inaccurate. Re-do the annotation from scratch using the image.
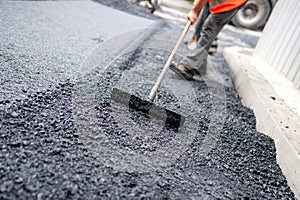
[254,0,300,89]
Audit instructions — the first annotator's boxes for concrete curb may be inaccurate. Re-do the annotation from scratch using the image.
[223,46,300,199]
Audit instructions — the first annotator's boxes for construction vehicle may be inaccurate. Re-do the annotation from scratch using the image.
[231,0,277,30]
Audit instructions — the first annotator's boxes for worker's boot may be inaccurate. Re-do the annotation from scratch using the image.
[187,35,197,50]
[192,63,206,75]
[184,35,196,45]
[169,62,202,81]
[208,38,218,55]
[187,35,196,46]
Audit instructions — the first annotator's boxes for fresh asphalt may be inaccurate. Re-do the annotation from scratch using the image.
[0,0,295,199]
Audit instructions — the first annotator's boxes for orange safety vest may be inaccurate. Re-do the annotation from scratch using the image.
[208,0,247,14]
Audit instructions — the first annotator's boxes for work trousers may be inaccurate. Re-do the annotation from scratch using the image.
[194,3,210,41]
[180,6,242,73]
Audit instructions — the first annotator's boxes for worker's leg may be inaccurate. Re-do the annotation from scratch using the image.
[194,3,210,41]
[179,7,241,74]
[186,3,210,47]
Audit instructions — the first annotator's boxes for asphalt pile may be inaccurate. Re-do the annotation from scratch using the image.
[0,47,295,199]
[0,0,296,199]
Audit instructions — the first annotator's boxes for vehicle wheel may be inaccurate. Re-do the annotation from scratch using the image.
[232,0,271,30]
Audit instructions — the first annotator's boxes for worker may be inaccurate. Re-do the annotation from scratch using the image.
[170,0,247,80]
[186,3,210,47]
[185,3,218,54]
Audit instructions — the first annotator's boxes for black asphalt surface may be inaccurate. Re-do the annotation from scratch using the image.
[0,0,154,101]
[0,0,296,199]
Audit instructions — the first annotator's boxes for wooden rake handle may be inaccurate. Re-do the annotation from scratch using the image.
[149,20,192,101]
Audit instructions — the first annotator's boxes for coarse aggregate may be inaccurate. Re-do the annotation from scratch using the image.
[0,0,296,199]
[0,46,295,199]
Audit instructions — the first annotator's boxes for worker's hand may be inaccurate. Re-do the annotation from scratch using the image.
[187,9,198,24]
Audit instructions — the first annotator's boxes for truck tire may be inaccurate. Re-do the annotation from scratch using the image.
[232,0,271,30]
